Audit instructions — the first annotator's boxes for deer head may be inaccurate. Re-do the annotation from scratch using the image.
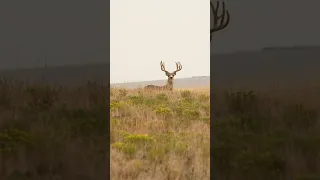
[210,0,230,42]
[160,61,182,80]
[144,61,183,91]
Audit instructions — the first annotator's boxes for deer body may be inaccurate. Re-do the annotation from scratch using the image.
[144,61,182,91]
[144,82,172,91]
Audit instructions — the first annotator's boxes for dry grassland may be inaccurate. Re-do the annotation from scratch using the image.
[0,80,108,180]
[110,87,210,180]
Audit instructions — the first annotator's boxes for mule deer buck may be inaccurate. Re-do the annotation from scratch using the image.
[144,61,182,91]
[210,0,230,42]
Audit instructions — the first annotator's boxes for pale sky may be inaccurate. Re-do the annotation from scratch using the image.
[110,0,210,83]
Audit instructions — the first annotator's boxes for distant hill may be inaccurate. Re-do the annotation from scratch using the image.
[0,63,109,86]
[111,76,210,89]
[1,46,320,89]
[211,46,320,88]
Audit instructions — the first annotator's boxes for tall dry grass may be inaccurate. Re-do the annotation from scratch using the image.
[212,89,320,180]
[0,79,108,180]
[110,87,210,180]
[2,77,320,180]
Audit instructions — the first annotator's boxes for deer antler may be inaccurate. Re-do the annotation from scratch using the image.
[173,62,182,73]
[160,61,168,72]
[210,0,230,42]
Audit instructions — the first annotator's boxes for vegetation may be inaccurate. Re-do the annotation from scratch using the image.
[1,77,320,180]
[110,88,210,180]
[0,79,108,180]
[212,89,320,180]
[112,86,320,180]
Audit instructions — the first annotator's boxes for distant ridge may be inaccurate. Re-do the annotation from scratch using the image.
[0,46,320,88]
[262,45,320,51]
[211,45,320,88]
[0,62,109,86]
[111,76,210,89]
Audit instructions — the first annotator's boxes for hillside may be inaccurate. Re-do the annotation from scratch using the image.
[0,63,109,86]
[1,46,320,88]
[111,76,210,89]
[211,46,320,88]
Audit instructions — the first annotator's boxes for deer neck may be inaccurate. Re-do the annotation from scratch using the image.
[165,78,173,90]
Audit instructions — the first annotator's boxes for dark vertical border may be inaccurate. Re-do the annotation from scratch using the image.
[106,0,111,179]
[210,83,214,180]
[0,0,110,179]
[210,1,230,179]
[210,46,215,180]
[209,1,320,179]
[210,2,214,178]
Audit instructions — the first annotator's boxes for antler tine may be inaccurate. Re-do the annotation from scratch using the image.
[210,0,230,41]
[160,61,167,72]
[178,62,182,71]
[211,1,219,14]
[219,2,230,30]
[211,1,230,33]
[174,62,182,73]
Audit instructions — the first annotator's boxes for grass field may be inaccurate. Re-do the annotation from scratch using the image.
[212,88,320,180]
[1,78,320,180]
[0,80,108,180]
[110,87,210,180]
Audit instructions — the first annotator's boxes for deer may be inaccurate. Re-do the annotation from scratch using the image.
[210,0,230,42]
[144,61,182,91]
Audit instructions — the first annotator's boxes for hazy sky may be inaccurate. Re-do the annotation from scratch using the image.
[212,0,320,53]
[1,0,320,84]
[110,0,210,83]
[0,0,108,70]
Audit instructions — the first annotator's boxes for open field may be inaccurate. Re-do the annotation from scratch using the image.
[212,87,320,180]
[175,87,210,93]
[110,87,210,180]
[1,77,320,180]
[110,85,320,180]
[0,80,108,180]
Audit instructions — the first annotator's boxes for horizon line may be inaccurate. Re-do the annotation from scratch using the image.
[110,76,210,85]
